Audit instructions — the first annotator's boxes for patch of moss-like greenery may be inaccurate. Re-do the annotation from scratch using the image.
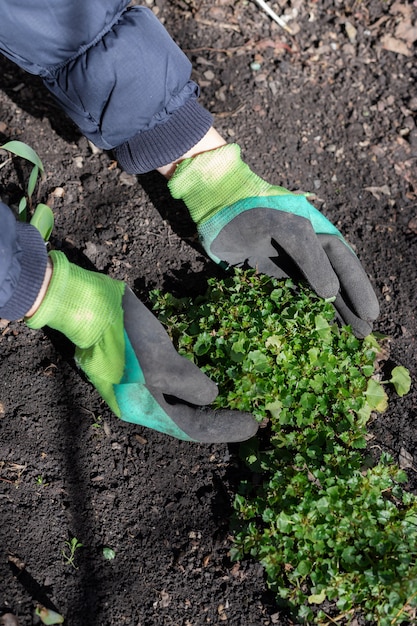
[151,270,416,625]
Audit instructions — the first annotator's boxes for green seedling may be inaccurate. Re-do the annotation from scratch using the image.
[102,546,116,560]
[62,536,83,568]
[151,270,416,625]
[0,140,54,241]
[35,475,49,487]
[35,605,64,625]
[92,415,103,429]
[384,365,411,397]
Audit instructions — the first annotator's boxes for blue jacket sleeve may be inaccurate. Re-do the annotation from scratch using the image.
[0,0,212,173]
[0,203,47,321]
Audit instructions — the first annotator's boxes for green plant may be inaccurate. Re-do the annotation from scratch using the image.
[102,546,116,560]
[92,414,103,429]
[151,270,416,625]
[35,605,64,625]
[35,474,49,487]
[62,536,83,568]
[0,140,54,241]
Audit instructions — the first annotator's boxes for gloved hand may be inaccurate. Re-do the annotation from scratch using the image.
[25,250,258,443]
[168,144,380,338]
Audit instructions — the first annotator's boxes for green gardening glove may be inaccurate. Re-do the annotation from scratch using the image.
[25,250,258,443]
[168,144,380,338]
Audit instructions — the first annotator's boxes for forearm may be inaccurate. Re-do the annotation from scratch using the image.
[156,128,226,179]
[25,258,53,319]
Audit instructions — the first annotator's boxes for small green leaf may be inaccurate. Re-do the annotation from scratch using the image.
[276,511,292,533]
[365,378,388,412]
[300,392,317,410]
[265,399,282,419]
[297,559,312,576]
[316,497,329,515]
[365,333,382,351]
[248,350,270,373]
[18,196,27,219]
[194,332,212,356]
[35,606,64,625]
[341,545,357,564]
[27,164,39,198]
[307,347,319,364]
[262,508,275,523]
[351,435,367,449]
[265,335,282,352]
[102,546,116,560]
[389,366,411,397]
[308,590,326,604]
[30,203,54,242]
[298,605,314,621]
[315,314,332,341]
[1,140,45,174]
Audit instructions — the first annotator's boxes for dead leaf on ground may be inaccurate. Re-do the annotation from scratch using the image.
[0,614,20,626]
[160,590,171,608]
[390,0,413,20]
[399,447,414,470]
[381,34,412,56]
[395,21,417,45]
[364,185,391,200]
[381,0,417,55]
[407,216,417,234]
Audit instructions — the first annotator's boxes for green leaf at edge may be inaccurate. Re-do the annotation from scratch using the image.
[30,203,54,242]
[389,366,411,397]
[27,164,40,198]
[365,378,388,413]
[308,589,327,604]
[18,196,27,220]
[1,140,45,174]
[34,606,64,625]
[102,546,116,560]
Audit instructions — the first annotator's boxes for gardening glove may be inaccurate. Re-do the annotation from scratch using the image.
[168,144,380,338]
[25,250,258,443]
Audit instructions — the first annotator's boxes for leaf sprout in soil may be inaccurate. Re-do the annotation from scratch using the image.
[62,536,83,569]
[150,269,416,626]
[0,140,54,241]
[102,546,116,561]
[35,605,64,625]
[35,475,49,488]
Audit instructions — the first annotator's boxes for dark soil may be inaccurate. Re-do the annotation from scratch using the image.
[0,1,416,624]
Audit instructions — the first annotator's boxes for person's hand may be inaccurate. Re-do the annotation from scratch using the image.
[26,251,258,442]
[168,144,380,338]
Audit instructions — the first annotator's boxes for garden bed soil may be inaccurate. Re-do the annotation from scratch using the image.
[0,0,416,624]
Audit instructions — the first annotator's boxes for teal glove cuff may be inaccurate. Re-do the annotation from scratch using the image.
[198,195,345,265]
[113,330,196,440]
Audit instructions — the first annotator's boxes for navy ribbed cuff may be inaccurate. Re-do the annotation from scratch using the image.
[115,99,213,174]
[0,222,48,321]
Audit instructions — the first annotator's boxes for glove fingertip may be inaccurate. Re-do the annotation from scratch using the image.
[194,378,219,406]
[311,278,340,301]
